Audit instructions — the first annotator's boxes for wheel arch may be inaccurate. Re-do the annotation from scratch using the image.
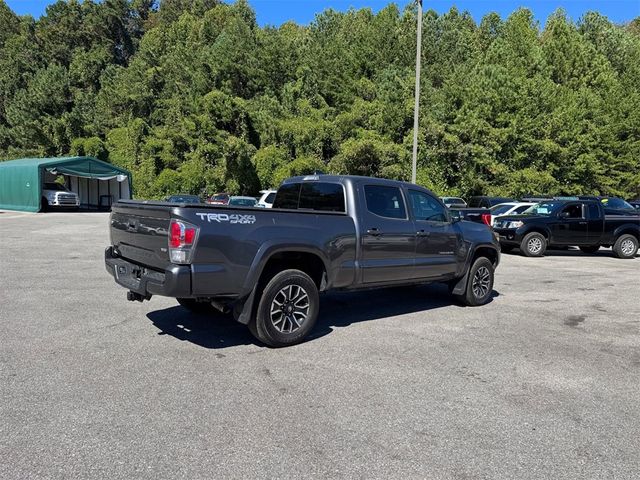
[234,243,329,325]
[613,225,640,242]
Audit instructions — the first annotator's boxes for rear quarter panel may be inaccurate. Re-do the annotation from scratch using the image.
[174,207,357,296]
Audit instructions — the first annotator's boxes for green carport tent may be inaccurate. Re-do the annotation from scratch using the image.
[0,156,132,212]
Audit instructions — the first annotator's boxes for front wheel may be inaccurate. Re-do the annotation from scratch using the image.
[454,257,494,306]
[250,269,319,347]
[613,234,639,259]
[520,232,546,257]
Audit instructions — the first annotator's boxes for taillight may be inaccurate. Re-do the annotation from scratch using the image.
[168,219,198,264]
[481,213,491,226]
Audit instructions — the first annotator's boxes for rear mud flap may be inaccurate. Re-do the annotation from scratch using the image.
[234,286,258,325]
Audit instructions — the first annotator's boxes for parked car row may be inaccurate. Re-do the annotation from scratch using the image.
[164,191,280,208]
[441,194,640,259]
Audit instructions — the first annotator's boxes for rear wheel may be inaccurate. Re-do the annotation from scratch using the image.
[250,269,319,347]
[454,257,494,306]
[520,232,546,257]
[579,245,600,254]
[613,234,638,259]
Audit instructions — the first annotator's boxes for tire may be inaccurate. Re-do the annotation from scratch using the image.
[579,245,600,254]
[520,232,546,257]
[41,198,49,212]
[250,269,319,347]
[453,257,494,306]
[500,245,515,254]
[613,234,639,259]
[177,298,216,314]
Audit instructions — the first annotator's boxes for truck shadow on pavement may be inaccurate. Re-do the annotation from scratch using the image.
[503,247,637,258]
[146,283,499,349]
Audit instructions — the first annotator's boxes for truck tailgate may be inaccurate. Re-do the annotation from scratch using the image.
[110,204,172,270]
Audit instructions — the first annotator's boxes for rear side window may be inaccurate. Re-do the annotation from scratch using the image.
[365,185,406,219]
[299,183,345,212]
[587,203,600,219]
[273,183,300,209]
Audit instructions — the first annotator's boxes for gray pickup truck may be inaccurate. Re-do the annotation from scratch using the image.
[105,175,500,347]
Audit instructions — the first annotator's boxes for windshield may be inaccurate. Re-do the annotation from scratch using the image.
[490,204,515,215]
[43,183,68,191]
[167,195,199,203]
[523,202,563,216]
[229,198,256,206]
[601,198,634,210]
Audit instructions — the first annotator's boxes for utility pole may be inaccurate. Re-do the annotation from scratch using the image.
[411,0,423,184]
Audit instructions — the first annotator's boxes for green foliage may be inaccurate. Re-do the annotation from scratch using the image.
[0,1,638,199]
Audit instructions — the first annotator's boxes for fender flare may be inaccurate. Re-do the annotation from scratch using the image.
[234,241,330,325]
[451,243,499,295]
[612,223,640,241]
[520,225,552,243]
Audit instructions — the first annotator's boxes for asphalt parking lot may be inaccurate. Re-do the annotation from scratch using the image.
[1,211,639,479]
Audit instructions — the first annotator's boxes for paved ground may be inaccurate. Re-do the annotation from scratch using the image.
[1,212,639,479]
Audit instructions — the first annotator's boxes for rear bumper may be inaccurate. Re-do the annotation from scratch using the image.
[104,247,191,298]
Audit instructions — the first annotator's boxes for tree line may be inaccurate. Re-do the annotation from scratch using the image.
[0,0,638,199]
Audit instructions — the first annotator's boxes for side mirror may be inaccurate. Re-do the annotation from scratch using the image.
[559,211,570,218]
[450,212,462,222]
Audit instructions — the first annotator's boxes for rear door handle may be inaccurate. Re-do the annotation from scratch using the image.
[416,229,430,237]
[579,221,587,225]
[367,228,382,236]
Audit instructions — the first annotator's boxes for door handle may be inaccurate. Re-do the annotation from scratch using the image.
[367,228,382,236]
[579,221,587,225]
[416,229,430,237]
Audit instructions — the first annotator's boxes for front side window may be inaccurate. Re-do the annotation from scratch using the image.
[365,185,406,219]
[561,203,584,219]
[409,190,448,222]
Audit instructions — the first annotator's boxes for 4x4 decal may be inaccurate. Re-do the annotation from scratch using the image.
[196,213,256,224]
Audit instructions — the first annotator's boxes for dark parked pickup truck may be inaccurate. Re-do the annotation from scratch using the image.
[493,199,640,258]
[105,175,500,347]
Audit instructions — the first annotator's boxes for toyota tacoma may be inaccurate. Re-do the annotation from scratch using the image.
[105,175,500,347]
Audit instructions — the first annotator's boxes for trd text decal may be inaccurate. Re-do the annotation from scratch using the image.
[196,213,256,224]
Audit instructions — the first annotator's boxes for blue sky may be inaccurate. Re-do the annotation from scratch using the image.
[5,0,639,26]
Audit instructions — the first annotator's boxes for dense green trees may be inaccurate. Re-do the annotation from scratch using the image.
[0,0,638,199]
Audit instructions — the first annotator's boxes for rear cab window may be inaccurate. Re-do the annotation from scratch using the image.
[273,182,346,212]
